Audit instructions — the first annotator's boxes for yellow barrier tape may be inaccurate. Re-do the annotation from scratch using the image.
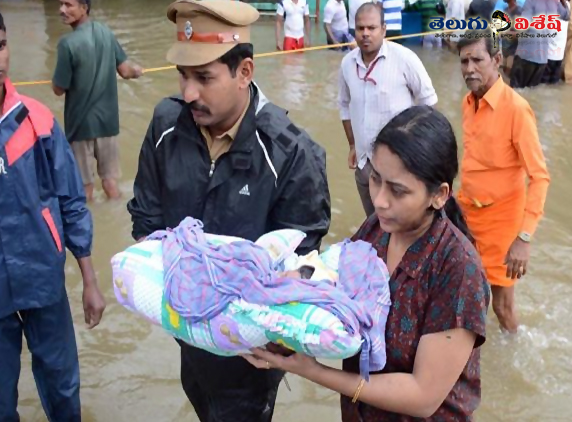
[13,29,456,87]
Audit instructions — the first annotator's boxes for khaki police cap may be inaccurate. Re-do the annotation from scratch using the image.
[166,0,260,67]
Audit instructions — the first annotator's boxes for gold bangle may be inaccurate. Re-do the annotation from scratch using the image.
[351,378,366,404]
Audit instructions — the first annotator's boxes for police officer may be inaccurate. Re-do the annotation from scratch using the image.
[127,1,331,420]
[0,12,106,422]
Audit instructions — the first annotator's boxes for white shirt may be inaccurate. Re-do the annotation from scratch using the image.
[324,0,349,33]
[446,0,466,36]
[338,42,438,169]
[446,0,465,20]
[548,3,570,61]
[277,0,310,39]
[348,0,372,30]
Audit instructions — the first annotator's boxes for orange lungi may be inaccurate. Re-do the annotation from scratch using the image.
[458,189,526,287]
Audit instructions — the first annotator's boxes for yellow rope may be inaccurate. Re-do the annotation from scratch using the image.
[13,29,456,87]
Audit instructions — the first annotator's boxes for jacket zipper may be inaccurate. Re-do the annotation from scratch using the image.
[209,160,215,177]
[208,152,228,178]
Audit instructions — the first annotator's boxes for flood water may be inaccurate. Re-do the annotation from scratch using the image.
[3,0,572,420]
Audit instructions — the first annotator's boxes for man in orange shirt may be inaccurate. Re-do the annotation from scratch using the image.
[456,29,550,334]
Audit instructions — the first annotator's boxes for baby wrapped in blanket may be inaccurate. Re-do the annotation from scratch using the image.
[112,217,391,378]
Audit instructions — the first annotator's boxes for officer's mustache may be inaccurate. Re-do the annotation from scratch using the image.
[189,102,211,115]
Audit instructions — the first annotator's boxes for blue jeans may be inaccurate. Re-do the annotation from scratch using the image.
[327,30,355,51]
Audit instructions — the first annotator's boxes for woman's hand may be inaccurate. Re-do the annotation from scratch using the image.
[266,342,296,357]
[241,347,321,377]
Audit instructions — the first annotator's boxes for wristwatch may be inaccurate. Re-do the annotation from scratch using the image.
[518,232,532,243]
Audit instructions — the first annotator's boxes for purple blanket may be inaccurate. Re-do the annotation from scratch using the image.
[148,217,391,379]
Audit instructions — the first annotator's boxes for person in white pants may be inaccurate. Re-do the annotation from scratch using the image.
[445,0,466,51]
[542,1,570,83]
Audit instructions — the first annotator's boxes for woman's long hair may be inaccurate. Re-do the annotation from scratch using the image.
[373,105,474,244]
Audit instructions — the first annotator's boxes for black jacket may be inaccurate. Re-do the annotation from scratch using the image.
[127,84,331,255]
